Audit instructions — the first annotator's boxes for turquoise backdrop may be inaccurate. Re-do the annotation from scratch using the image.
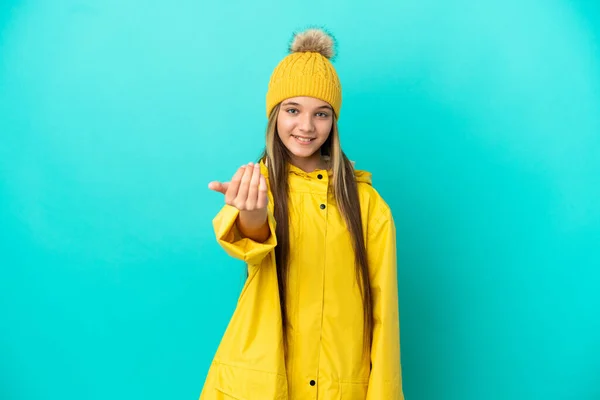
[1,0,599,399]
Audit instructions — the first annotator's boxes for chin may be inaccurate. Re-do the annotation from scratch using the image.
[290,151,315,159]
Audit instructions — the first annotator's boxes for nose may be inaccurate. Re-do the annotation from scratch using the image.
[298,113,315,133]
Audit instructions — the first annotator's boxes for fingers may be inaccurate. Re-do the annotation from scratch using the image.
[208,181,229,195]
[246,163,261,209]
[208,181,221,192]
[225,166,246,205]
[257,173,268,209]
[215,162,267,211]
[234,164,254,209]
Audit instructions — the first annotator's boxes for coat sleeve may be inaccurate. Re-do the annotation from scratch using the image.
[366,208,405,399]
[212,204,277,265]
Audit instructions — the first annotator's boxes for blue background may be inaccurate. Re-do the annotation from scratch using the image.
[1,0,599,399]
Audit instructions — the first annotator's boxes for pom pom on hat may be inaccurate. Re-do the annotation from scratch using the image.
[289,28,336,60]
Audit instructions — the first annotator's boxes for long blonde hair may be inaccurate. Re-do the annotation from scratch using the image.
[258,103,373,353]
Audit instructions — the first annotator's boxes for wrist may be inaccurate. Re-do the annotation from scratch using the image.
[237,209,269,242]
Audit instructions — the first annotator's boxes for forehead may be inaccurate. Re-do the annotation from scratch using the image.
[282,96,331,108]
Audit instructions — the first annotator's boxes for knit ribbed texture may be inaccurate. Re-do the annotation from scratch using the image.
[266,51,342,118]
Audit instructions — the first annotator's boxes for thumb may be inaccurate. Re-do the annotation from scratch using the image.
[208,181,229,195]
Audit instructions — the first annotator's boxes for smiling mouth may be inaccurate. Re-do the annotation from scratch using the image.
[292,135,315,143]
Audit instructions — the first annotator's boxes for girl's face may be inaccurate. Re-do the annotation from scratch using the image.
[277,96,333,171]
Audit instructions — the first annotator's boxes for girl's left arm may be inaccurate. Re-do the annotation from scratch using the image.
[365,207,405,400]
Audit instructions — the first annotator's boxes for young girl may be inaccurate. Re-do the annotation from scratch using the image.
[203,28,404,400]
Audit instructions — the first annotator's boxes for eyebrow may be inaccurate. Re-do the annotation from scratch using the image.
[281,101,333,111]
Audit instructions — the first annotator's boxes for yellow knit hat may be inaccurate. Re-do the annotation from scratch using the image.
[266,28,342,118]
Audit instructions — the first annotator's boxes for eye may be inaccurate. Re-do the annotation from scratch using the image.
[316,112,329,118]
[286,108,299,114]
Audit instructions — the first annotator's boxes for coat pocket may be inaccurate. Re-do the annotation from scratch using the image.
[339,380,369,400]
[215,362,288,400]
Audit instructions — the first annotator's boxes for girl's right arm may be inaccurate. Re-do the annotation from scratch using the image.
[209,162,270,242]
[208,162,276,265]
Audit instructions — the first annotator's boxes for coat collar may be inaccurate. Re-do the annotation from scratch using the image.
[259,158,373,186]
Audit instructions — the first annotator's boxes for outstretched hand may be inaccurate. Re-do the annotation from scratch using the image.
[208,162,268,211]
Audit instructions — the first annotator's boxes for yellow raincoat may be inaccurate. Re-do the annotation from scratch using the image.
[200,160,404,399]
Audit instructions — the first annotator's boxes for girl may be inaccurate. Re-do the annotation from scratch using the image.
[202,28,405,399]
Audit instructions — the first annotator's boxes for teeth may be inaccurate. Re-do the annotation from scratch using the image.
[295,136,312,142]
